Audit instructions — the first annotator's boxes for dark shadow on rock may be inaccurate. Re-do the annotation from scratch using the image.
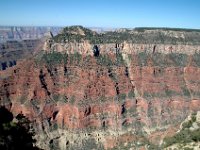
[0,106,42,150]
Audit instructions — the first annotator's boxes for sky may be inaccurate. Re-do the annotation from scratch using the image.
[0,0,199,28]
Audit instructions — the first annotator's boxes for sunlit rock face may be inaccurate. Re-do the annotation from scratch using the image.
[1,26,200,149]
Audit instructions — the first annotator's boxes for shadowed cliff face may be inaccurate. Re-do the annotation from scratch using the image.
[1,26,200,149]
[0,39,42,71]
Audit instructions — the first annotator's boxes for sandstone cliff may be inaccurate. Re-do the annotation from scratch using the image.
[1,26,200,149]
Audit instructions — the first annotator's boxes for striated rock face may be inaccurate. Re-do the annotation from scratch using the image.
[48,42,200,55]
[49,26,200,55]
[0,26,62,43]
[0,39,42,71]
[1,26,200,149]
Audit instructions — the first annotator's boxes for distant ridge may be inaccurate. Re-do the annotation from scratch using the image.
[134,27,200,32]
[53,25,200,45]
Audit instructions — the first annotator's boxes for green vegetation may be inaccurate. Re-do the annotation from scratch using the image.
[144,87,194,99]
[96,54,114,66]
[143,88,190,99]
[163,113,200,148]
[138,52,148,66]
[68,52,82,65]
[168,53,188,67]
[128,90,135,99]
[80,138,104,150]
[35,49,200,70]
[116,53,125,66]
[53,26,200,45]
[137,52,189,67]
[110,132,159,150]
[54,25,102,44]
[36,51,83,67]
[0,107,40,150]
[192,53,200,67]
[37,51,126,69]
[19,95,28,104]
[134,27,200,32]
[181,87,191,97]
[118,93,126,101]
[183,147,194,150]
[52,123,58,131]
[165,89,181,97]
[151,53,166,67]
[147,107,154,118]
[69,95,76,105]
[52,94,68,103]
[82,55,92,66]
[49,139,59,150]
[163,129,200,148]
[182,114,196,129]
[143,92,154,98]
[41,51,67,65]
[52,94,75,104]
[107,67,118,82]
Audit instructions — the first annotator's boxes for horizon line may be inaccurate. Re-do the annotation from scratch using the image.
[0,25,200,30]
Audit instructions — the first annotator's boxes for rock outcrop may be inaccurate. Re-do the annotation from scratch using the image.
[1,26,200,149]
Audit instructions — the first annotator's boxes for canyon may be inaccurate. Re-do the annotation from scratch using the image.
[0,26,62,43]
[0,26,200,149]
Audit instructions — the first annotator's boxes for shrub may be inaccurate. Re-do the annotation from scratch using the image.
[68,52,82,65]
[192,53,200,67]
[151,53,165,66]
[116,53,125,66]
[128,90,135,99]
[182,87,191,97]
[165,89,179,97]
[163,113,200,148]
[0,107,40,150]
[168,53,188,67]
[42,51,65,65]
[118,93,126,101]
[81,138,103,150]
[138,52,148,66]
[96,54,113,66]
[39,51,82,66]
[69,96,75,105]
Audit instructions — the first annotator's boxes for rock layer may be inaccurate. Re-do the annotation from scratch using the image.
[1,26,200,149]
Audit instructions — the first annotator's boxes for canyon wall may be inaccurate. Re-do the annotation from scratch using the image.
[1,26,200,149]
[47,41,200,55]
